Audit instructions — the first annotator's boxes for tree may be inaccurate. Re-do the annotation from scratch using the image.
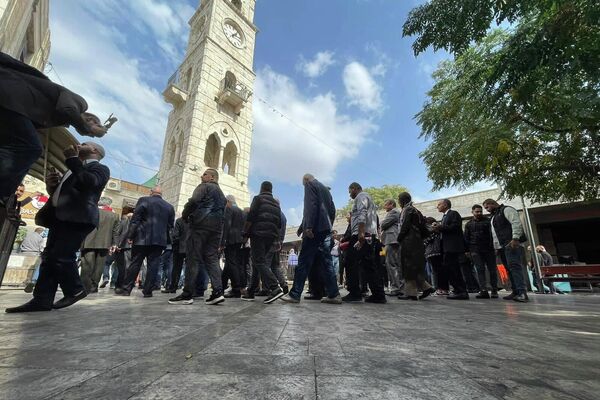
[337,184,409,215]
[404,0,600,202]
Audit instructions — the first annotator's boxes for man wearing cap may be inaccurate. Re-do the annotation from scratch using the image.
[6,142,111,313]
[0,51,115,200]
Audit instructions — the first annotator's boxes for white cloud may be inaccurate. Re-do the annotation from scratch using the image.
[252,67,377,185]
[297,51,335,78]
[285,204,304,227]
[342,61,383,112]
[48,2,183,180]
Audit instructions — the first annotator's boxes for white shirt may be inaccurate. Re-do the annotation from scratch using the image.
[52,158,98,206]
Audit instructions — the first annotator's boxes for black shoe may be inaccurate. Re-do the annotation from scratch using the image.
[491,290,499,298]
[447,293,469,300]
[264,288,285,304]
[256,290,269,297]
[90,287,98,293]
[161,288,176,294]
[206,292,225,305]
[24,282,35,293]
[99,280,109,289]
[6,300,52,313]
[241,293,255,301]
[53,291,88,309]
[364,295,387,304]
[341,294,363,303]
[224,291,241,298]
[503,292,517,300]
[143,292,153,298]
[168,294,193,305]
[475,290,490,299]
[282,286,289,295]
[513,294,529,303]
[397,295,418,301]
[114,288,130,296]
[304,294,322,300]
[419,288,435,300]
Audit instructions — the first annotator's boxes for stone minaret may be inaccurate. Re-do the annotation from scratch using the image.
[158,0,257,210]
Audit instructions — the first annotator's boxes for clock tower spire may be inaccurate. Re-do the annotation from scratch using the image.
[158,0,257,210]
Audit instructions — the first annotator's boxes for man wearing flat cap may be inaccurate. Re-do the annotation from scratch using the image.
[6,141,111,313]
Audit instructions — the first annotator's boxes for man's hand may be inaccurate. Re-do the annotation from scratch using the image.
[509,239,520,249]
[46,171,62,191]
[355,232,366,250]
[303,228,314,239]
[431,222,440,232]
[88,124,108,137]
[63,145,79,158]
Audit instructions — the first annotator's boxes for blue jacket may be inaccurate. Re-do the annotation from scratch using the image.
[126,195,175,247]
[299,179,336,234]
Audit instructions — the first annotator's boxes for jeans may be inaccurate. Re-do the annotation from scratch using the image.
[248,236,280,293]
[289,232,340,300]
[114,249,131,290]
[332,256,339,279]
[0,108,43,198]
[157,248,173,288]
[183,227,222,298]
[472,251,499,291]
[102,253,117,284]
[499,245,527,295]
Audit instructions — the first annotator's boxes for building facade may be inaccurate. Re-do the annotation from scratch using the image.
[158,0,257,211]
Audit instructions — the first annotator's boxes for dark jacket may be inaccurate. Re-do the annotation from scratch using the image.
[300,179,336,233]
[424,232,442,259]
[463,217,495,253]
[0,52,92,134]
[82,209,120,249]
[246,192,281,239]
[222,204,245,246]
[438,209,465,253]
[397,204,426,280]
[182,182,226,232]
[35,158,110,228]
[279,211,287,242]
[171,217,188,254]
[117,216,132,249]
[126,195,175,247]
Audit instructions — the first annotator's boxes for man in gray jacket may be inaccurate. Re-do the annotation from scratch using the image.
[380,199,403,296]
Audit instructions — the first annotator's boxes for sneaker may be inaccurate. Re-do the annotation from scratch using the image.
[168,295,193,305]
[241,293,255,301]
[491,290,499,298]
[364,295,387,304]
[513,293,529,303]
[280,294,300,303]
[224,291,241,298]
[161,288,176,294]
[321,295,342,304]
[475,290,490,299]
[503,292,517,300]
[264,288,284,304]
[419,287,435,300]
[282,286,289,295]
[205,292,225,305]
[99,280,109,289]
[341,294,363,303]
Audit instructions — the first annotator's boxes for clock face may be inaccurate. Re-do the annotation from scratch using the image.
[223,21,244,48]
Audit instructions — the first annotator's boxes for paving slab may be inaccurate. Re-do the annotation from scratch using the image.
[0,288,598,400]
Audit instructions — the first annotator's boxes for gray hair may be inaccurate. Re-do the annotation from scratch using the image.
[226,195,237,205]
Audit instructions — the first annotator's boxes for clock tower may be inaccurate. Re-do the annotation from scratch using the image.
[158,0,257,211]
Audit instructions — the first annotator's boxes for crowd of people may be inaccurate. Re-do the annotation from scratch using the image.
[1,50,535,313]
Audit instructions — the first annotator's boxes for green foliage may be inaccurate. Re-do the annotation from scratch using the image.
[15,227,28,243]
[405,0,600,202]
[337,184,409,214]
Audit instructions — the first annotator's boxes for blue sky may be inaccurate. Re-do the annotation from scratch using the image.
[48,0,491,225]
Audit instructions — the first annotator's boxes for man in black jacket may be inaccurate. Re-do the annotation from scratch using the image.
[162,216,187,293]
[6,142,110,313]
[432,198,469,300]
[169,168,227,305]
[0,52,113,199]
[117,186,175,298]
[281,174,341,304]
[464,204,499,299]
[221,195,246,298]
[241,181,285,304]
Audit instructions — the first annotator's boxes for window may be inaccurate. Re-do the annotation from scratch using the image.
[231,0,242,10]
[167,138,176,169]
[222,141,238,176]
[204,134,220,169]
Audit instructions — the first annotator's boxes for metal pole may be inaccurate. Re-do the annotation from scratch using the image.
[521,197,546,294]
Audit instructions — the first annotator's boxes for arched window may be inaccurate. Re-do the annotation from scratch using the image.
[167,138,176,169]
[231,0,242,10]
[176,133,184,165]
[204,133,220,169]
[222,141,237,176]
[224,71,236,90]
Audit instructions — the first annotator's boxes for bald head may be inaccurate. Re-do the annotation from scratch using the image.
[150,186,162,196]
[80,141,105,160]
[302,173,315,186]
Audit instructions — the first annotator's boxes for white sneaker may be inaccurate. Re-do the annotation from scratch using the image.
[280,294,300,303]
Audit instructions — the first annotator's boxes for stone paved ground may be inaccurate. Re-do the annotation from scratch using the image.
[0,289,599,400]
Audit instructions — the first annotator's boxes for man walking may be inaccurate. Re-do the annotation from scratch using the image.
[6,142,110,312]
[114,212,133,292]
[241,182,285,304]
[464,204,499,299]
[483,199,528,302]
[169,168,226,305]
[117,186,174,298]
[162,216,187,293]
[80,204,119,293]
[342,182,386,303]
[380,199,403,296]
[281,174,341,304]
[221,195,245,298]
[432,199,469,300]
